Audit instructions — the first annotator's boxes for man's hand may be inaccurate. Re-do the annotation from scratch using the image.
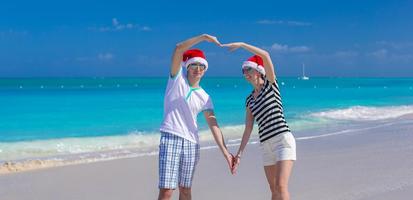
[224,153,235,174]
[202,34,222,46]
[231,154,241,174]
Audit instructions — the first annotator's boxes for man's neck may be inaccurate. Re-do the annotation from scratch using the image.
[187,75,201,88]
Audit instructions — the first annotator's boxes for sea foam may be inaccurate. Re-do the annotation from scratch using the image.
[310,105,413,121]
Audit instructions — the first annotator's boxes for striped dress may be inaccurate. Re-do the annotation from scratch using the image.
[246,78,291,143]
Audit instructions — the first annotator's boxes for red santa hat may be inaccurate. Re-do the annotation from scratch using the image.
[242,55,265,75]
[182,49,208,71]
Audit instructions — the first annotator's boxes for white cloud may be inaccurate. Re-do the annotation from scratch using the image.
[75,56,90,62]
[376,41,413,50]
[89,18,151,32]
[287,21,313,26]
[257,20,284,25]
[98,53,114,61]
[76,53,114,62]
[0,29,28,38]
[257,20,312,26]
[368,49,388,59]
[366,48,413,63]
[289,46,311,53]
[392,54,413,63]
[270,43,311,53]
[112,18,119,26]
[141,26,152,31]
[271,43,289,52]
[333,51,360,58]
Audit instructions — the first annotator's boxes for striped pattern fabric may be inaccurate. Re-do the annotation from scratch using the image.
[158,132,200,189]
[246,78,291,143]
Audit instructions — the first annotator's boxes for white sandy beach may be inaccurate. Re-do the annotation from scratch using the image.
[1,115,413,200]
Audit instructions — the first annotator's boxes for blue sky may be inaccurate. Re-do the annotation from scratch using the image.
[1,0,413,77]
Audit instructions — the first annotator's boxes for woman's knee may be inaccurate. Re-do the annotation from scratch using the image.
[273,182,289,194]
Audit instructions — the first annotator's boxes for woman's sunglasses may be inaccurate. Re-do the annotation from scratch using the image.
[242,67,255,74]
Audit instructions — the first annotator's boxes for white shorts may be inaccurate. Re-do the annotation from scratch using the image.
[259,132,296,166]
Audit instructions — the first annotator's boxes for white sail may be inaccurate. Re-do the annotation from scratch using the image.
[301,63,309,80]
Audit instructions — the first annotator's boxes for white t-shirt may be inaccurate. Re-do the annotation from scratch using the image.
[160,68,214,143]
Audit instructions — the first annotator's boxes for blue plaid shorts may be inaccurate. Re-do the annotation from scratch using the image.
[158,132,200,189]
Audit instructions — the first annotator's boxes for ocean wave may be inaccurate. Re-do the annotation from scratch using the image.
[0,126,248,174]
[0,132,161,161]
[2,118,412,174]
[309,105,413,121]
[6,104,404,164]
[0,120,334,164]
[0,126,248,162]
[3,107,410,172]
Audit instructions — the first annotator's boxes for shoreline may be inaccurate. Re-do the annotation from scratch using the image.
[2,113,413,175]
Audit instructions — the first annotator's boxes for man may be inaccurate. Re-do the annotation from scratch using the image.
[158,34,233,200]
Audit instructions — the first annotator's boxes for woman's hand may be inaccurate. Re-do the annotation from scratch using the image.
[222,42,244,52]
[202,34,222,46]
[231,154,241,174]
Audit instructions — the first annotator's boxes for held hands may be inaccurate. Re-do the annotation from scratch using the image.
[224,151,241,175]
[231,154,241,174]
[199,34,245,52]
[222,42,244,52]
[224,153,234,173]
[201,34,222,46]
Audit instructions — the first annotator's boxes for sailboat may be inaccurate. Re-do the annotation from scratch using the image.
[301,63,309,80]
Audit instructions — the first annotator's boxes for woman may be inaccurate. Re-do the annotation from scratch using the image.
[223,42,296,200]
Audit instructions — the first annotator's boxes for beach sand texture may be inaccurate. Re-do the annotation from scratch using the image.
[1,116,413,200]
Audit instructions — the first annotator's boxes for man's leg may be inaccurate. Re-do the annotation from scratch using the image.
[178,140,200,200]
[158,189,174,200]
[178,187,192,200]
[158,132,183,200]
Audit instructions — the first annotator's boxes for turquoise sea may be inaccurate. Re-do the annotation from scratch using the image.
[1,77,413,162]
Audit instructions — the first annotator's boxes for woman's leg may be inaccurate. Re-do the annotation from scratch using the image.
[264,160,294,200]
